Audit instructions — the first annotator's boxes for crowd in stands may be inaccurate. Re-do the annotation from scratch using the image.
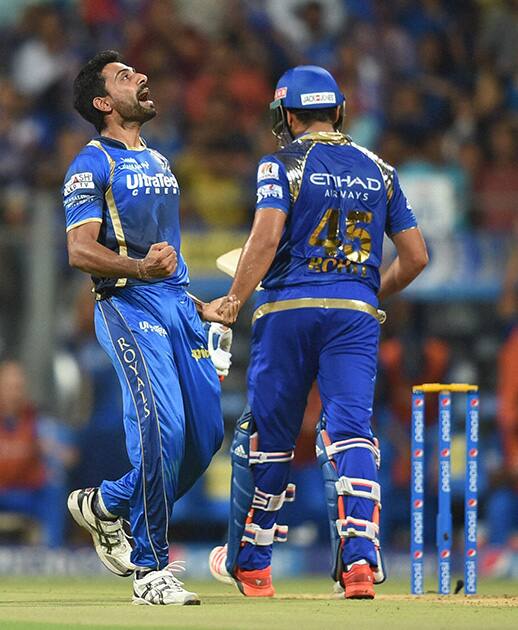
[0,0,517,555]
[1,0,518,232]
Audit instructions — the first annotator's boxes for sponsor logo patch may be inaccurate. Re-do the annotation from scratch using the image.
[274,87,287,99]
[257,183,283,202]
[64,193,95,210]
[191,347,210,361]
[126,172,179,196]
[257,161,279,182]
[120,157,150,172]
[139,321,167,337]
[300,92,336,106]
[64,172,94,196]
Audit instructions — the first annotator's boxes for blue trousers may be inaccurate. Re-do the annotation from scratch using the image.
[94,284,224,570]
[238,288,380,570]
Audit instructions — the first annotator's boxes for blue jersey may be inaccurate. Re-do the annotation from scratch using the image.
[255,131,417,296]
[63,136,189,295]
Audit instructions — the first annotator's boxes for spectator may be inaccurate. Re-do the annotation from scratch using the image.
[399,131,469,237]
[0,360,77,547]
[264,0,346,56]
[475,120,518,232]
[10,5,74,99]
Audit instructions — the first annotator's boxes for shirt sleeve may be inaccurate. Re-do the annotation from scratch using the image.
[384,169,418,237]
[255,156,290,214]
[63,148,108,232]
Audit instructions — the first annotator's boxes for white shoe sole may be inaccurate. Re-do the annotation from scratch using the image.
[132,595,201,606]
[208,547,234,585]
[67,490,134,577]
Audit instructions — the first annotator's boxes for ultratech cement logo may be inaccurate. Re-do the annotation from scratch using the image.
[126,172,179,196]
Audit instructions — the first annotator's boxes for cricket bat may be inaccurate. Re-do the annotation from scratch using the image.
[215,248,263,290]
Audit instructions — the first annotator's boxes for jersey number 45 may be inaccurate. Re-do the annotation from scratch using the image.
[309,208,373,263]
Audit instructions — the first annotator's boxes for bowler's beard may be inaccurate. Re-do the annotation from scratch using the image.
[115,99,157,125]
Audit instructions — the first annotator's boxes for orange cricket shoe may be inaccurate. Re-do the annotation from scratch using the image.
[209,545,275,597]
[234,567,275,597]
[342,564,375,599]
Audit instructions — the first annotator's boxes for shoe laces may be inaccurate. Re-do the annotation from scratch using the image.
[151,561,188,593]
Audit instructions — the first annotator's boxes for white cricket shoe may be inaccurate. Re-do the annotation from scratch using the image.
[132,562,200,605]
[68,488,135,577]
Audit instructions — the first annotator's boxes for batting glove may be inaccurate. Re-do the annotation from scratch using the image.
[206,323,233,378]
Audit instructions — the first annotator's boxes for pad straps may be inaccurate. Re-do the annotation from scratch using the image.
[251,483,296,511]
[242,523,289,545]
[335,477,381,505]
[336,516,379,544]
[249,432,294,464]
[325,437,381,469]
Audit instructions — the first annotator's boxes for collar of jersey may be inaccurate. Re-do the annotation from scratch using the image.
[295,131,348,144]
[96,136,148,151]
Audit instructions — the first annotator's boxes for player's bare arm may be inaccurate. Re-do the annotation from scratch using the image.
[227,208,287,311]
[378,227,428,300]
[67,221,177,279]
[187,292,240,324]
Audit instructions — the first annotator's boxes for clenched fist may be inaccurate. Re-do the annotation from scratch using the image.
[138,242,177,279]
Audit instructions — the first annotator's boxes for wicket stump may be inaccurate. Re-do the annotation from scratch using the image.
[410,383,479,596]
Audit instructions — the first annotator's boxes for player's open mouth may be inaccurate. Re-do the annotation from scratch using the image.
[138,88,153,106]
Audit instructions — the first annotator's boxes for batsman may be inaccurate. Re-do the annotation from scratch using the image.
[210,65,428,599]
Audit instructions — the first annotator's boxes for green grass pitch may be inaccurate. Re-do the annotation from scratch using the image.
[0,577,517,630]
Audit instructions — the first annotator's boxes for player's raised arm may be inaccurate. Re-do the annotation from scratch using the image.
[378,227,428,300]
[67,222,177,280]
[229,208,287,308]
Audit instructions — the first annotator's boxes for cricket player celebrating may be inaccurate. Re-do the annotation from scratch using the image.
[210,66,428,599]
[63,51,237,605]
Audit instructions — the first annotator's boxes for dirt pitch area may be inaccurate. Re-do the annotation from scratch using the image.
[0,576,516,630]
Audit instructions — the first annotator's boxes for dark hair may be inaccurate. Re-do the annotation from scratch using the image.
[287,106,338,125]
[73,50,122,132]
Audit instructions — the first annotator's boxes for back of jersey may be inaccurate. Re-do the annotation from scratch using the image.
[256,132,417,295]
